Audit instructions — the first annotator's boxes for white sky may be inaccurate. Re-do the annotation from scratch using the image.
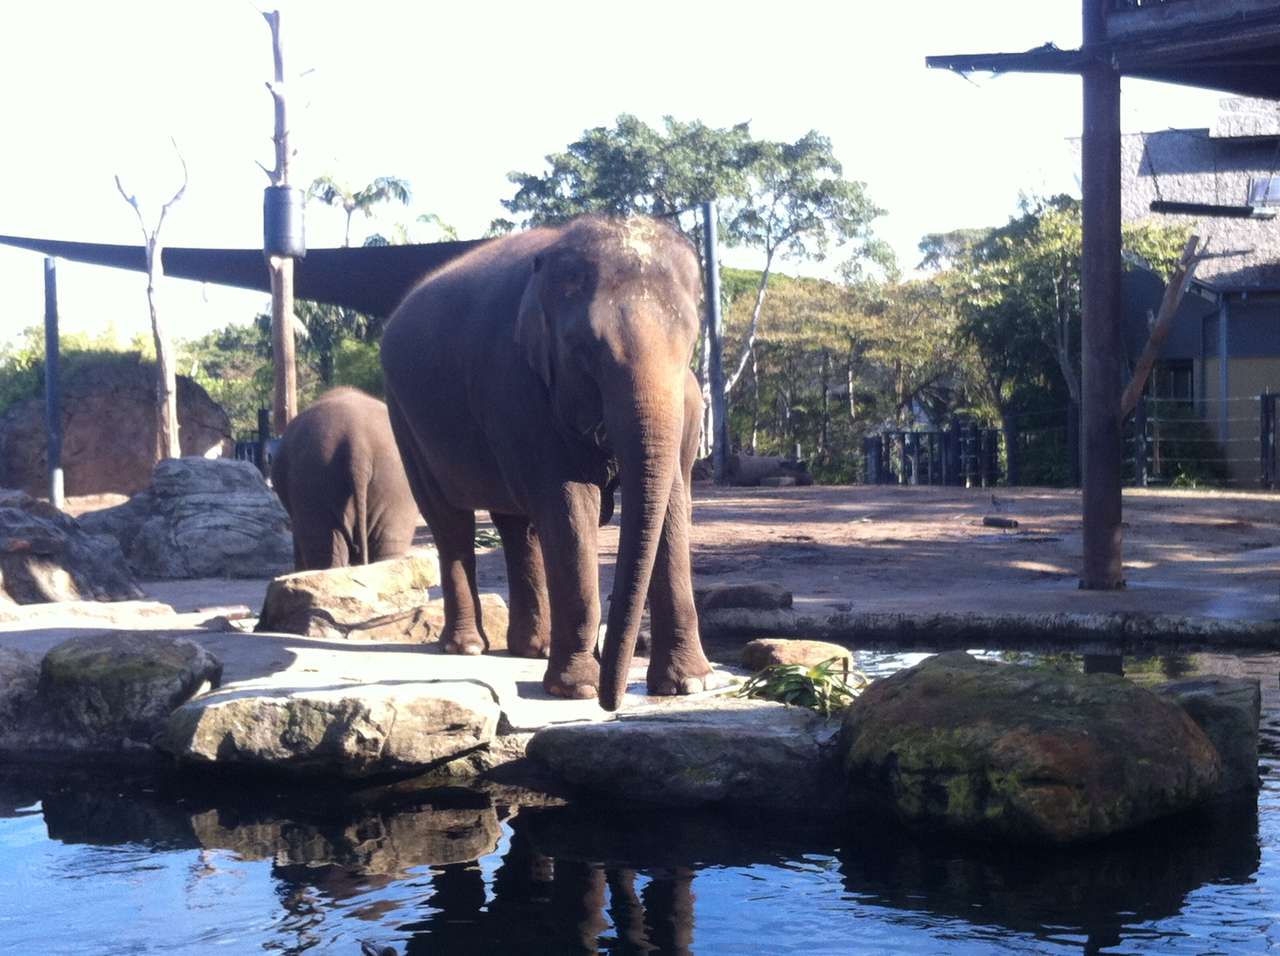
[0,0,1224,347]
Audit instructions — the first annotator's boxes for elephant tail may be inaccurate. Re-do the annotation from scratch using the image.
[354,476,371,566]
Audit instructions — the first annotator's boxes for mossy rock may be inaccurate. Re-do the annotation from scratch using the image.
[841,652,1221,845]
[38,631,222,744]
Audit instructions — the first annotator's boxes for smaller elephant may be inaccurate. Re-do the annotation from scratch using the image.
[271,387,419,570]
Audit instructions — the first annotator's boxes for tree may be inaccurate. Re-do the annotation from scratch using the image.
[504,114,753,233]
[307,174,412,246]
[115,140,187,461]
[504,116,886,461]
[937,195,1189,483]
[720,131,887,398]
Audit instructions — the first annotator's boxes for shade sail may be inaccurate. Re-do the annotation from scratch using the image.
[0,234,489,318]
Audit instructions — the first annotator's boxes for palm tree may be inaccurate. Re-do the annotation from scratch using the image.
[307,175,412,246]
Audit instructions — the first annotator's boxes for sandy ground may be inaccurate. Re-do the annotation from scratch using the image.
[127,484,1280,627]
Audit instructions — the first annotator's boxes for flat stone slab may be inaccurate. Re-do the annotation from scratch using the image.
[526,696,841,810]
[160,679,500,779]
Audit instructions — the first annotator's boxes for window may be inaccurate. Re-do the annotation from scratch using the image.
[1149,360,1194,403]
[1248,176,1280,207]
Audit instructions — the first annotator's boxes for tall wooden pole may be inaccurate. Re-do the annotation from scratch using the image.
[701,201,729,483]
[263,10,297,434]
[1080,0,1125,589]
[43,258,64,509]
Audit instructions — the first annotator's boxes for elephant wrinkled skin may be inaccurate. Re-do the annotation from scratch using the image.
[380,215,713,710]
[272,387,419,570]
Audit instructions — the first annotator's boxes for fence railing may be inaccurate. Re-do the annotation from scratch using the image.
[232,409,275,476]
[863,391,1280,490]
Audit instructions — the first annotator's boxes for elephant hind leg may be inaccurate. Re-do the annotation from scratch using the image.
[292,520,345,571]
[385,397,487,655]
[490,512,550,658]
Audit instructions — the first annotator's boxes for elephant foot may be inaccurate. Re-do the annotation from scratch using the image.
[646,655,723,697]
[543,655,600,700]
[507,631,551,659]
[440,624,487,656]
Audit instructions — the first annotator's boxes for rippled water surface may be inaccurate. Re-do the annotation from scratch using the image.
[1,650,1277,954]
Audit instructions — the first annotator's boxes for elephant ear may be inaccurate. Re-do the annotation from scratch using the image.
[515,257,552,389]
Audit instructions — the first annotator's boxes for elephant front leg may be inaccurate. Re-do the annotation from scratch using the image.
[646,474,714,696]
[535,485,602,699]
[491,512,551,658]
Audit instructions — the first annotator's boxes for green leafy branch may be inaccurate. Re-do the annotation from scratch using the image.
[736,656,868,716]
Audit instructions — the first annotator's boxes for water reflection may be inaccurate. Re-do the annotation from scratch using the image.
[0,644,1274,954]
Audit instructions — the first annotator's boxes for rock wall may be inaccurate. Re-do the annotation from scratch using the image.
[0,355,233,497]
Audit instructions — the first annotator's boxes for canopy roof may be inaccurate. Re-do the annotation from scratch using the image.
[0,234,488,318]
[927,7,1280,99]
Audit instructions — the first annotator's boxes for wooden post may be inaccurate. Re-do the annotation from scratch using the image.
[1080,0,1125,589]
[701,201,728,483]
[43,258,63,508]
[263,10,298,434]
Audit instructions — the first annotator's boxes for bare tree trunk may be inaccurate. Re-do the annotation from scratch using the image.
[819,349,831,454]
[262,10,298,433]
[724,246,777,393]
[1119,235,1204,419]
[1052,271,1082,408]
[750,345,760,454]
[115,147,186,462]
[847,354,856,421]
[146,248,180,460]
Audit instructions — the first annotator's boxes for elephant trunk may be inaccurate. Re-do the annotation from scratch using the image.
[598,374,682,712]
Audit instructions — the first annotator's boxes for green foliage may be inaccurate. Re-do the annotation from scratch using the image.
[332,339,385,397]
[180,322,273,434]
[473,528,502,548]
[737,656,868,716]
[0,325,144,415]
[308,174,413,247]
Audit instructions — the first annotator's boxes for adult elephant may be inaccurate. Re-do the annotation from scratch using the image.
[271,387,419,570]
[380,215,713,710]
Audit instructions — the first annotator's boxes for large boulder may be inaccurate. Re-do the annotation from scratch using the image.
[0,490,142,603]
[0,354,232,497]
[0,647,38,727]
[29,631,222,750]
[1157,676,1261,795]
[841,652,1222,845]
[741,638,852,671]
[80,457,292,579]
[160,680,500,779]
[256,553,440,641]
[527,698,843,810]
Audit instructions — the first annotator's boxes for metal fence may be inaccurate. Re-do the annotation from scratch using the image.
[864,391,1280,490]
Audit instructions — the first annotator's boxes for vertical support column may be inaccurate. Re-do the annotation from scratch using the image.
[1217,298,1230,447]
[1080,0,1125,589]
[1134,395,1148,488]
[701,200,728,484]
[43,258,64,509]
[1261,390,1275,489]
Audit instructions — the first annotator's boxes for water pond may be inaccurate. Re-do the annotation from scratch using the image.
[1,650,1277,954]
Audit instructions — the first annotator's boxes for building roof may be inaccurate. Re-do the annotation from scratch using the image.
[0,234,487,318]
[927,6,1280,99]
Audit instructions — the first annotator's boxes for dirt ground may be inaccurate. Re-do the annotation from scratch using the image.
[91,484,1280,627]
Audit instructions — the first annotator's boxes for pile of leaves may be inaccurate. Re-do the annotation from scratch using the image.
[736,656,868,716]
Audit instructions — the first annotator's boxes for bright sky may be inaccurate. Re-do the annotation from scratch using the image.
[0,0,1224,347]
